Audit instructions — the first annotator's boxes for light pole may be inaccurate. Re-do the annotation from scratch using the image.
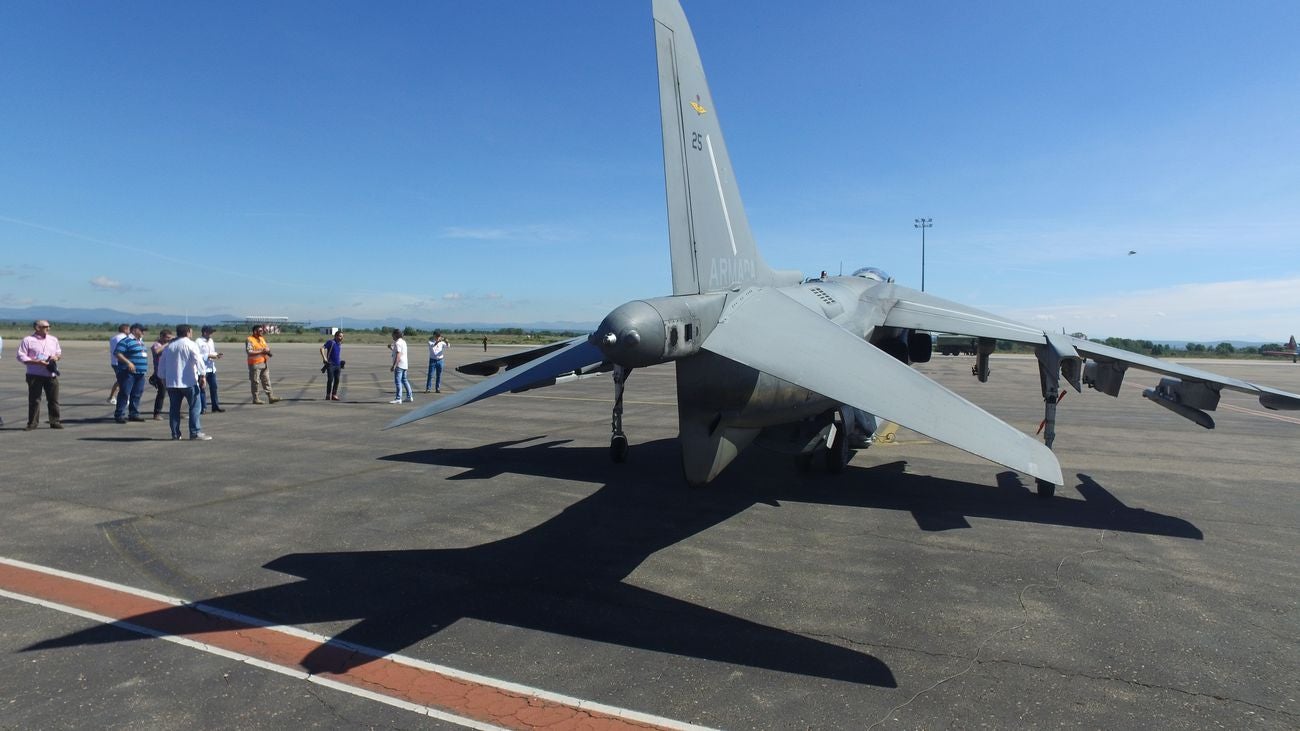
[913,218,932,291]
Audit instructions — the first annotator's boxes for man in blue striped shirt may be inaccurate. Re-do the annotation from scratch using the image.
[113,323,151,423]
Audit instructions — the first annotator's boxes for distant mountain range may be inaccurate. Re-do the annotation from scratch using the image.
[0,305,596,333]
[0,305,1280,346]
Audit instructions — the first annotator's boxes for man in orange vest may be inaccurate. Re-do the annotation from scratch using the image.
[245,324,279,404]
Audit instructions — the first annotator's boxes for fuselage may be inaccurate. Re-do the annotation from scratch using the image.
[594,272,909,431]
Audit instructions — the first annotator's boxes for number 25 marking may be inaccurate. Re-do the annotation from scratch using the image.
[691,132,704,151]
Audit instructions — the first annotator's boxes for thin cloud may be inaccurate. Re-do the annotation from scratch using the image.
[442,292,463,300]
[1002,276,1300,340]
[438,224,575,242]
[90,275,131,292]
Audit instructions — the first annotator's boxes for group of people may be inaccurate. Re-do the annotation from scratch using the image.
[9,321,456,434]
[106,322,221,440]
[382,329,447,404]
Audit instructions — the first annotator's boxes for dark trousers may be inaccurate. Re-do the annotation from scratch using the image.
[152,376,166,415]
[324,365,341,397]
[199,370,219,411]
[26,374,60,427]
[114,369,147,420]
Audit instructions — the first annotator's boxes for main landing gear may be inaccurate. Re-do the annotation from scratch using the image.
[794,408,852,474]
[609,365,630,463]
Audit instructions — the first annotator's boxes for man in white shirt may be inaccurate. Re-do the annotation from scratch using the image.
[158,324,211,440]
[195,325,224,413]
[425,331,447,393]
[390,328,413,404]
[108,323,129,405]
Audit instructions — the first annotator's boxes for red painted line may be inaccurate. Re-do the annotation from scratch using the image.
[0,558,710,731]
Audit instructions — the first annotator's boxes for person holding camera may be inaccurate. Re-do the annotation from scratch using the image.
[425,330,447,393]
[16,319,62,430]
[196,325,224,413]
[320,330,344,401]
[149,329,173,419]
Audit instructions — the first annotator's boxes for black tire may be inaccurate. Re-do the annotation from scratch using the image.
[610,434,629,463]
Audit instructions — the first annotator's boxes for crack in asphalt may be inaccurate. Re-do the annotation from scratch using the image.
[973,656,1298,719]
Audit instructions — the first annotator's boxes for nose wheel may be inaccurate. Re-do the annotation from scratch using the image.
[609,365,631,463]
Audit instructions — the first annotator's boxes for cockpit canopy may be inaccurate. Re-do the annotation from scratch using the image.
[851,267,893,282]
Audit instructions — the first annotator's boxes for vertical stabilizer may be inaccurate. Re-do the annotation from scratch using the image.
[653,0,791,295]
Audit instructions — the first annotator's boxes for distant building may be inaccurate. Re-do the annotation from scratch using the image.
[220,316,308,334]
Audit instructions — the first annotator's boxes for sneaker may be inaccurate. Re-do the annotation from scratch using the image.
[435,388,440,393]
[24,424,37,431]
[404,398,414,402]
[211,407,225,413]
[172,435,182,440]
[389,398,403,404]
[128,416,146,422]
[108,397,117,405]
[190,432,213,441]
[268,396,281,404]
[115,418,127,424]
[423,389,432,394]
[252,399,265,405]
[49,423,63,429]
[152,413,161,420]
[330,395,340,401]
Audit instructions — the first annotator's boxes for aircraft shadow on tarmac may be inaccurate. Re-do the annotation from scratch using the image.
[25,438,1198,688]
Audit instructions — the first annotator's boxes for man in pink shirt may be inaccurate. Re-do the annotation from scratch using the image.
[16,319,62,430]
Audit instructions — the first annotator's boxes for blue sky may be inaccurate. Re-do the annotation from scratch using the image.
[2,0,1297,341]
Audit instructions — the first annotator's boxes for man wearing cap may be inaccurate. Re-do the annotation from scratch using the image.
[196,325,224,413]
[113,323,151,424]
[16,319,63,430]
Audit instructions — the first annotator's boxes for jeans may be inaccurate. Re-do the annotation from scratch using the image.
[167,385,203,438]
[425,359,443,391]
[25,374,60,427]
[114,369,147,420]
[325,365,341,398]
[199,370,219,411]
[393,368,413,400]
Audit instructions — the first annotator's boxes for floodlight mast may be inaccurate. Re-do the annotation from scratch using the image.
[913,218,933,291]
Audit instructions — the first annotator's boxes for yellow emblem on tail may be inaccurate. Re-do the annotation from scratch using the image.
[690,97,708,115]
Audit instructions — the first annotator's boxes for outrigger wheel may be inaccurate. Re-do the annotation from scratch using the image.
[823,410,850,474]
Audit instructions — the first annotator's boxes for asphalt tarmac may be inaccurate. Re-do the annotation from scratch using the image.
[2,340,1298,729]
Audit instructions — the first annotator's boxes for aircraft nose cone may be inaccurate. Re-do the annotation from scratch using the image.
[592,300,665,368]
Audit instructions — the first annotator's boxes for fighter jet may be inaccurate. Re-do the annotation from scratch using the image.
[1262,335,1299,363]
[390,0,1300,497]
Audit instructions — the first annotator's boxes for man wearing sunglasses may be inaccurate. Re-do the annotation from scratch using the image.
[16,320,62,430]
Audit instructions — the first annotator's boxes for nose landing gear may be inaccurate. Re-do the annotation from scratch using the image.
[609,365,631,463]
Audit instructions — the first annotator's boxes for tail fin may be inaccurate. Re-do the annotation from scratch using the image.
[1290,335,1297,351]
[653,0,795,295]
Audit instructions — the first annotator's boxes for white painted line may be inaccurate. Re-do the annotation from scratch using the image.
[1,556,718,731]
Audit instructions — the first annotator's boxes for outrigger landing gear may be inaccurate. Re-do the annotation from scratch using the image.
[609,365,631,463]
[824,410,850,474]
